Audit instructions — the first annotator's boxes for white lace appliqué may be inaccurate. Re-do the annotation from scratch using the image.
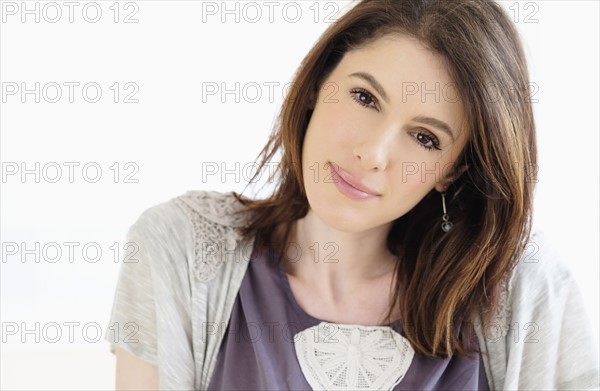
[294,322,415,390]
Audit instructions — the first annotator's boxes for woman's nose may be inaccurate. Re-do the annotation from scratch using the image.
[352,124,396,171]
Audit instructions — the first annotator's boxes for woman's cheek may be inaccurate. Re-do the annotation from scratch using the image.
[397,160,431,189]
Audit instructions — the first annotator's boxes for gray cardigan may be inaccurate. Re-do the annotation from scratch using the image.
[105,190,600,390]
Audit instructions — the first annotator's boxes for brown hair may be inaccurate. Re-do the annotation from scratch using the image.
[229,0,537,358]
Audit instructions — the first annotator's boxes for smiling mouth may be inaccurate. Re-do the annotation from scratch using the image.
[329,162,382,199]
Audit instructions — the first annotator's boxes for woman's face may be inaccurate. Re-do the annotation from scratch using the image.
[301,34,470,233]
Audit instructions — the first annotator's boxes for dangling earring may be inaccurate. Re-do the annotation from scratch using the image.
[441,191,453,232]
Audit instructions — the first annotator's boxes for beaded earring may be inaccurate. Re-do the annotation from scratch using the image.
[440,191,453,232]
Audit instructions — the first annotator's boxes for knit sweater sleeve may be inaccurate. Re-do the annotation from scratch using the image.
[486,231,600,390]
[103,200,196,390]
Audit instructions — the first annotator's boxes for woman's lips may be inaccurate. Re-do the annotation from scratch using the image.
[329,163,382,200]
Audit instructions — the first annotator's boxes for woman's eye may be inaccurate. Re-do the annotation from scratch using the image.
[413,131,442,152]
[350,88,378,109]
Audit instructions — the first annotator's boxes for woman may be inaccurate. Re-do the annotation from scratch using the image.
[106,0,600,389]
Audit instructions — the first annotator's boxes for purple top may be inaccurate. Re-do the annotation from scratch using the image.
[208,246,489,390]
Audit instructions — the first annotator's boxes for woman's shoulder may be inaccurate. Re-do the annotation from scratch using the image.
[484,230,600,389]
[476,231,598,389]
[130,189,252,282]
[171,189,251,228]
[486,229,580,331]
[477,229,584,349]
[507,229,577,303]
[130,189,249,239]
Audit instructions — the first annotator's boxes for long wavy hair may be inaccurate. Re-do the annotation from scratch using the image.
[229,0,537,358]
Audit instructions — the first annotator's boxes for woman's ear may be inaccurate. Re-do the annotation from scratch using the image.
[435,164,469,192]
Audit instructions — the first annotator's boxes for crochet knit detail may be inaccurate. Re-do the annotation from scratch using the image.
[175,190,249,227]
[294,322,415,390]
[173,190,251,282]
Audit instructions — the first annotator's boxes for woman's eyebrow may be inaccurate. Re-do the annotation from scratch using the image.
[413,116,456,142]
[348,71,457,142]
[348,71,389,103]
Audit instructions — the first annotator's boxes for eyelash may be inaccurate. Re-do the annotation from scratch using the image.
[349,88,442,152]
[350,87,379,109]
[413,131,442,151]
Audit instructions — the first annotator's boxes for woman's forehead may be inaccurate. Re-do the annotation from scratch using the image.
[342,35,456,87]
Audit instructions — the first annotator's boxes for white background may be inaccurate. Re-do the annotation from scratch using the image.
[1,0,598,389]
